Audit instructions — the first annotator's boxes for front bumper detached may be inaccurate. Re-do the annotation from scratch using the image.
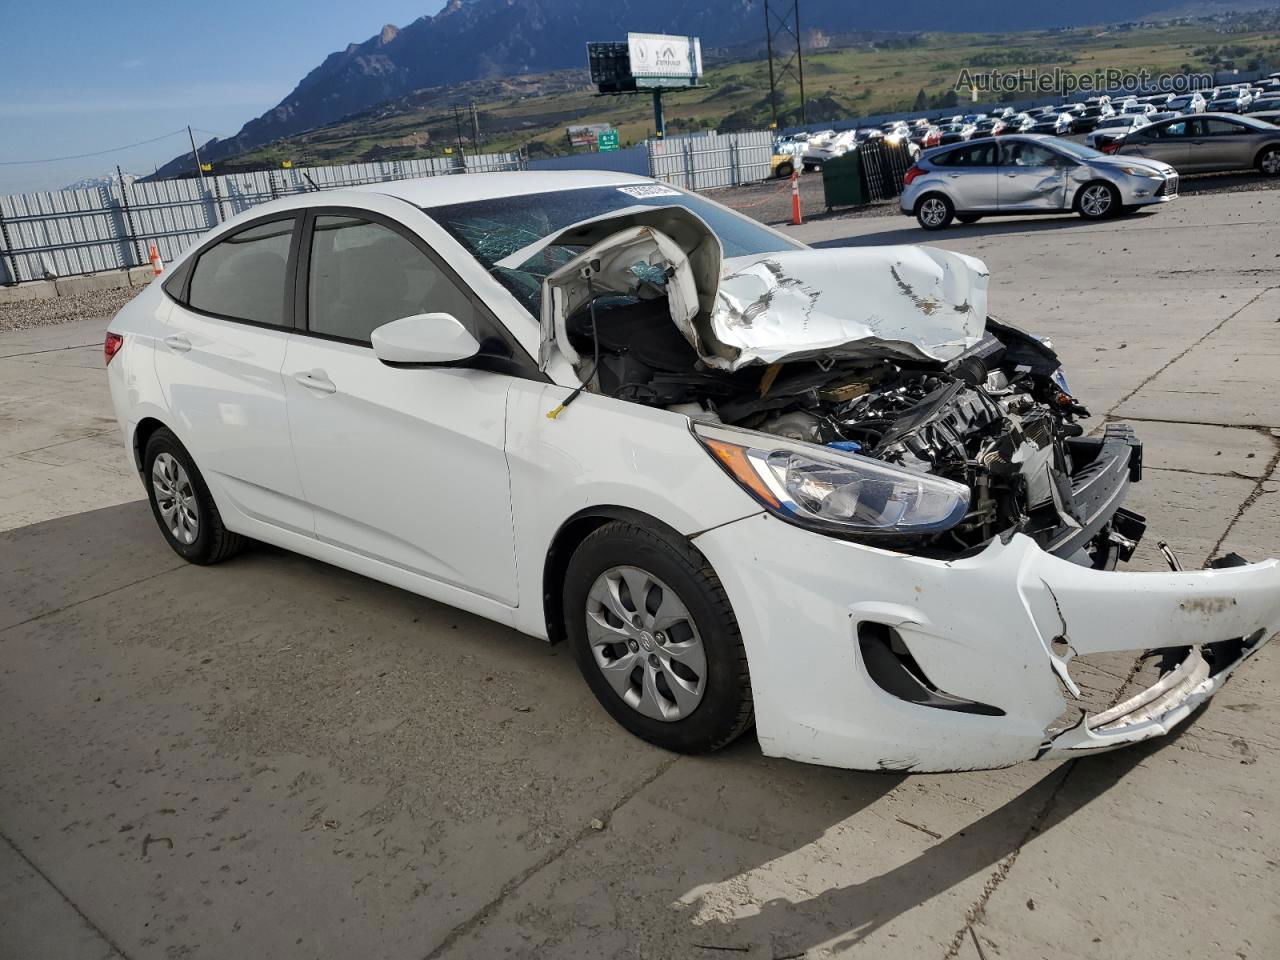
[694,515,1280,772]
[1041,635,1265,758]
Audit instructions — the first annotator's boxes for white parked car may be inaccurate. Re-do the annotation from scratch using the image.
[105,172,1280,772]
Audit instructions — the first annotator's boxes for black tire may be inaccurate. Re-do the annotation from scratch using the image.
[802,162,816,173]
[563,521,753,754]
[1256,145,1280,176]
[776,160,794,179]
[1076,180,1120,220]
[956,213,983,224]
[143,428,245,565]
[915,193,954,230]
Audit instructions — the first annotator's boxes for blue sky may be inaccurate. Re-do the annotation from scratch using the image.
[0,1,446,193]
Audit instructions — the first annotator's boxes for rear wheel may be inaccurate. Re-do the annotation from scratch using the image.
[143,428,245,565]
[1077,181,1119,220]
[776,160,794,179]
[1257,146,1280,176]
[563,521,753,754]
[916,193,954,230]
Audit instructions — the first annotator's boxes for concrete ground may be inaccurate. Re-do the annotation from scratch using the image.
[2,190,1278,960]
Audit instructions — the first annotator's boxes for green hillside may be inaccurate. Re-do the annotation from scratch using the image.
[222,15,1280,171]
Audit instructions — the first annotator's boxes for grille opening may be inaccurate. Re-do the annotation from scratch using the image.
[858,622,1005,717]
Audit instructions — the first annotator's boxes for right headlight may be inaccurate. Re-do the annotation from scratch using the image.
[693,423,970,537]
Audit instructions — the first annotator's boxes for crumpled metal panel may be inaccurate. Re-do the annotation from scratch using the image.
[536,204,991,374]
[705,246,990,370]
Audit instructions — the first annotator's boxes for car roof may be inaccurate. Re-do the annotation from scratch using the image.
[349,170,654,207]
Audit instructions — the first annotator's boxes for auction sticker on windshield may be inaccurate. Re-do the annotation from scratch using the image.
[617,184,682,198]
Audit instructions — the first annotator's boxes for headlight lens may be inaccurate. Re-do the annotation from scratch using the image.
[1119,165,1161,178]
[695,424,969,536]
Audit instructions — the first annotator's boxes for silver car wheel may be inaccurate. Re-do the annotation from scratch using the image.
[1080,184,1113,217]
[585,565,707,722]
[152,452,199,545]
[920,197,949,227]
[1261,150,1280,175]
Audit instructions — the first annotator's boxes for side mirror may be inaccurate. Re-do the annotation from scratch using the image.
[371,313,480,366]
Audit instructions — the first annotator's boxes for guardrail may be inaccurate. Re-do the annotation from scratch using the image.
[0,153,522,285]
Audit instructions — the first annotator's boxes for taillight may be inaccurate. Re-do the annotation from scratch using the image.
[903,165,925,186]
[104,332,123,365]
[1102,142,1122,155]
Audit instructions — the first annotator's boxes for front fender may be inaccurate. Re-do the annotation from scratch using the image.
[504,381,760,639]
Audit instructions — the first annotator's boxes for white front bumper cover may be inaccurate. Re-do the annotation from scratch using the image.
[694,513,1280,772]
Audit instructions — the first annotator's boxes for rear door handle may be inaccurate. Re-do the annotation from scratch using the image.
[163,334,192,353]
[293,370,337,395]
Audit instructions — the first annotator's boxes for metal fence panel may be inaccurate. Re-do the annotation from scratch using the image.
[647,130,772,191]
[0,152,527,284]
[526,145,651,177]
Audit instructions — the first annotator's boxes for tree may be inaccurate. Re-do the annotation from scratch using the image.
[913,88,929,111]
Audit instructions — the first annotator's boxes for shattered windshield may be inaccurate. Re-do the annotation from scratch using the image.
[423,185,802,314]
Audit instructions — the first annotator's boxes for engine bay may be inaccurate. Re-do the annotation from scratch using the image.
[567,297,1145,561]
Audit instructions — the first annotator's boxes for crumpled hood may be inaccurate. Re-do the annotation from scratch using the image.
[704,246,989,370]
[540,205,990,373]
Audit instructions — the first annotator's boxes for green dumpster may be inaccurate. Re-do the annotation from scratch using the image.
[821,150,867,210]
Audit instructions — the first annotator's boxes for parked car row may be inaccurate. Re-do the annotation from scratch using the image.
[775,71,1280,185]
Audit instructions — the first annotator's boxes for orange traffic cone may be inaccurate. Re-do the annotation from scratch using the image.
[790,169,802,226]
[149,244,164,276]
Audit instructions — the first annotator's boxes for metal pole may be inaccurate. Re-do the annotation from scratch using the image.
[653,88,665,138]
[795,1,807,124]
[470,102,480,147]
[0,205,20,285]
[453,105,466,156]
[188,126,207,185]
[764,0,778,130]
[116,166,144,267]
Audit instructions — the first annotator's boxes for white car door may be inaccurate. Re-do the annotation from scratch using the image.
[154,215,313,534]
[282,209,522,605]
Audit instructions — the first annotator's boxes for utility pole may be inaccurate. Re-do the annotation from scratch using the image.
[452,105,466,156]
[470,101,480,147]
[187,126,207,184]
[763,0,807,126]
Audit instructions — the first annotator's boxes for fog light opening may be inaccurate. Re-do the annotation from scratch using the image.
[857,622,1005,717]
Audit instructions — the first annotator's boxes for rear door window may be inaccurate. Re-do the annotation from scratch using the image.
[938,142,997,166]
[187,218,296,327]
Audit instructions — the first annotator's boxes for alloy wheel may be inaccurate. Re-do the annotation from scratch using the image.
[920,198,948,227]
[152,452,199,545]
[1261,149,1280,175]
[1081,185,1113,217]
[585,565,707,722]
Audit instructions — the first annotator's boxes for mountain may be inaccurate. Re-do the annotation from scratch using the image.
[64,172,140,191]
[155,0,1231,176]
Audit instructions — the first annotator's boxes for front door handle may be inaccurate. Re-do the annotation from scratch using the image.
[163,334,192,353]
[293,370,337,395]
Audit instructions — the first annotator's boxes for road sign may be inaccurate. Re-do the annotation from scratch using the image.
[597,129,620,152]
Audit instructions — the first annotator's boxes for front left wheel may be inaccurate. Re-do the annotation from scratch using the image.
[1077,181,1119,220]
[143,428,245,565]
[1257,146,1280,176]
[563,521,753,754]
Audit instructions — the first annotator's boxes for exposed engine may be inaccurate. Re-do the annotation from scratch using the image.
[568,298,1144,561]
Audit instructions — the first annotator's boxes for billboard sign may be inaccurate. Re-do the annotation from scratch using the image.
[627,33,703,84]
[567,123,613,148]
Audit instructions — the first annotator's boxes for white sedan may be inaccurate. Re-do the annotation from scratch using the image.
[105,171,1280,772]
